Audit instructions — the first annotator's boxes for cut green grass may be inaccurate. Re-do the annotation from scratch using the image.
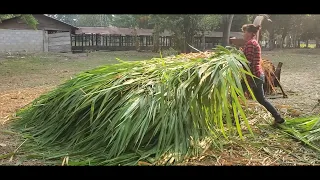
[11,46,257,165]
[2,49,320,166]
[278,116,320,152]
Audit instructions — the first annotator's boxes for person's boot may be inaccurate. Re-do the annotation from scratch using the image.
[274,116,285,124]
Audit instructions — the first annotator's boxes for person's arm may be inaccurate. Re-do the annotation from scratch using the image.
[243,42,254,67]
[250,43,261,77]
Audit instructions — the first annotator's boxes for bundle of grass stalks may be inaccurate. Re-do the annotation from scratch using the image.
[279,116,320,152]
[261,59,277,95]
[12,46,257,165]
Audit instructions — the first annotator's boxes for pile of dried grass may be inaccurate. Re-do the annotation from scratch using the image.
[261,59,277,95]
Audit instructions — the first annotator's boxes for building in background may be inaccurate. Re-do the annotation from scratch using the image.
[0,14,78,53]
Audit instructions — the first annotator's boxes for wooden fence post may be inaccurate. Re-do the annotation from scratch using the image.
[43,30,49,52]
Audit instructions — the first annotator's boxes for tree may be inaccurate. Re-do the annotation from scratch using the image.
[215,14,255,32]
[156,15,205,53]
[263,15,296,49]
[111,15,152,29]
[148,15,168,52]
[108,14,153,51]
[262,15,290,49]
[76,15,113,27]
[298,15,320,48]
[289,15,305,48]
[198,15,221,50]
[221,15,234,47]
[230,14,254,32]
[149,15,222,53]
[0,14,38,29]
[264,15,320,49]
[274,15,292,48]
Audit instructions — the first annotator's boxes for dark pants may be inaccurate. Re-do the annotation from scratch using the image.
[242,74,281,119]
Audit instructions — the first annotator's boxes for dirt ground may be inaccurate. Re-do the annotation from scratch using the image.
[263,49,320,116]
[0,49,320,166]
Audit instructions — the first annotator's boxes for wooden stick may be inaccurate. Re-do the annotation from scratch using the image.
[271,71,288,98]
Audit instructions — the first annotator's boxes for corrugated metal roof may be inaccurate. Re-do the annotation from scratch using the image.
[76,27,173,36]
[75,27,243,38]
[76,27,136,35]
[43,14,78,29]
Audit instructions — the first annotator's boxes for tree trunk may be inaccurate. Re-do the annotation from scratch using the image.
[285,36,291,48]
[297,39,301,48]
[258,32,263,45]
[134,27,140,51]
[153,24,160,52]
[281,29,287,48]
[276,35,281,49]
[183,34,187,53]
[183,16,192,53]
[291,37,295,48]
[153,33,160,52]
[268,28,275,50]
[293,32,297,48]
[202,32,206,51]
[184,34,193,53]
[222,15,234,47]
[306,40,309,48]
[316,37,319,48]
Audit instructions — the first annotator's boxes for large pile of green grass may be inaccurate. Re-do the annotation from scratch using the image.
[11,46,320,165]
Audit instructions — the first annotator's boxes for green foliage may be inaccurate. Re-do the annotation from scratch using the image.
[41,14,320,45]
[20,15,38,29]
[149,15,222,52]
[230,14,253,32]
[77,14,113,27]
[268,15,320,46]
[215,14,253,32]
[12,46,255,165]
[298,15,320,41]
[0,14,15,21]
[110,15,152,29]
[0,14,38,29]
[279,116,320,151]
[198,15,222,32]
[271,15,292,34]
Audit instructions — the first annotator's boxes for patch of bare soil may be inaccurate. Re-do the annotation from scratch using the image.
[0,86,52,124]
[269,72,320,117]
[180,139,320,166]
[266,57,320,117]
[0,86,52,165]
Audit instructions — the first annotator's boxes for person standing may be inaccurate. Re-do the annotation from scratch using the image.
[241,24,285,124]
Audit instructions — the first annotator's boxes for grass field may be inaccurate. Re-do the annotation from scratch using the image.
[0,51,159,91]
[0,49,320,165]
